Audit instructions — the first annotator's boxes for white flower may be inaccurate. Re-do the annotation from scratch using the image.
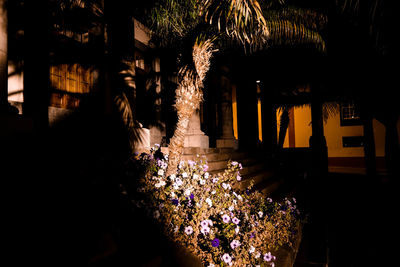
[207,219,213,226]
[258,211,263,218]
[155,181,166,188]
[255,252,261,259]
[212,178,219,183]
[224,193,230,198]
[230,239,241,249]
[157,169,164,176]
[237,195,243,201]
[231,161,238,166]
[184,189,191,196]
[175,178,183,186]
[235,226,240,234]
[222,214,231,223]
[204,172,209,179]
[208,264,215,267]
[205,198,212,207]
[199,179,206,185]
[201,220,209,228]
[222,254,232,264]
[233,199,237,205]
[193,173,200,180]
[232,217,240,224]
[222,183,231,190]
[169,174,176,181]
[236,174,241,181]
[184,226,193,235]
[263,252,273,262]
[211,190,216,194]
[170,192,176,198]
[200,226,210,235]
[249,246,255,254]
[182,172,188,178]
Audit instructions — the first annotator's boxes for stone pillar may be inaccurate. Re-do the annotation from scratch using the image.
[184,109,209,149]
[216,75,238,149]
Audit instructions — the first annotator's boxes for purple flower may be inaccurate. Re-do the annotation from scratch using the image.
[211,238,220,247]
[190,193,194,200]
[203,165,209,172]
[171,199,179,205]
[250,232,255,238]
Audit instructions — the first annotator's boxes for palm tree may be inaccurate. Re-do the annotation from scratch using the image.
[145,0,327,177]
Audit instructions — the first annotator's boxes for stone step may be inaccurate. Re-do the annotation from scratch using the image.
[258,178,284,197]
[239,170,275,190]
[239,161,266,176]
[207,160,229,172]
[182,147,234,155]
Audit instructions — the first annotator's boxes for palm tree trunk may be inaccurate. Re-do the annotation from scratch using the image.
[165,41,214,177]
[278,107,290,148]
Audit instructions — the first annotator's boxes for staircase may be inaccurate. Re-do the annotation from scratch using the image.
[180,147,291,199]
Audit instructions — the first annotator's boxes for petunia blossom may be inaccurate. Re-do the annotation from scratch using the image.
[222,214,230,223]
[232,217,240,225]
[184,226,193,235]
[230,239,241,249]
[222,254,232,264]
[263,252,273,262]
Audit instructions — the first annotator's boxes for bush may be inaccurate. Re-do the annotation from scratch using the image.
[123,145,300,267]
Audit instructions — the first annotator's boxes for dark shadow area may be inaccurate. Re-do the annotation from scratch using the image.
[293,172,397,267]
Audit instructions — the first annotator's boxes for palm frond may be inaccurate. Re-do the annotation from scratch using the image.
[262,7,327,52]
[203,0,269,47]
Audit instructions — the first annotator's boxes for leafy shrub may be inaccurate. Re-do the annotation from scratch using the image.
[123,145,300,266]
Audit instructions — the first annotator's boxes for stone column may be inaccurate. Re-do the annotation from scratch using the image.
[216,75,238,149]
[184,109,209,149]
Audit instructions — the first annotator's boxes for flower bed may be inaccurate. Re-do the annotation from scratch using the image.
[124,145,301,266]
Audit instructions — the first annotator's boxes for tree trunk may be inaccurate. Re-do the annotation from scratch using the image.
[165,41,214,177]
[278,107,289,148]
[361,104,377,177]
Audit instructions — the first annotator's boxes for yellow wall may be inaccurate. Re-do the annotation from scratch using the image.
[324,110,365,157]
[294,106,312,147]
[278,105,388,158]
[276,108,289,148]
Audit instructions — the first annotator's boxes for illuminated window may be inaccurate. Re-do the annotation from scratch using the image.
[340,101,361,126]
[50,64,93,109]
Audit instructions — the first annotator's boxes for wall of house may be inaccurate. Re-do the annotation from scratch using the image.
[294,106,312,147]
[276,105,388,159]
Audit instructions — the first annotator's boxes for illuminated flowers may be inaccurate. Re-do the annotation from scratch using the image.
[205,198,212,207]
[200,226,210,235]
[232,217,240,225]
[185,226,193,235]
[222,214,231,223]
[230,239,241,249]
[222,254,232,265]
[263,252,274,262]
[211,238,220,247]
[249,246,255,254]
